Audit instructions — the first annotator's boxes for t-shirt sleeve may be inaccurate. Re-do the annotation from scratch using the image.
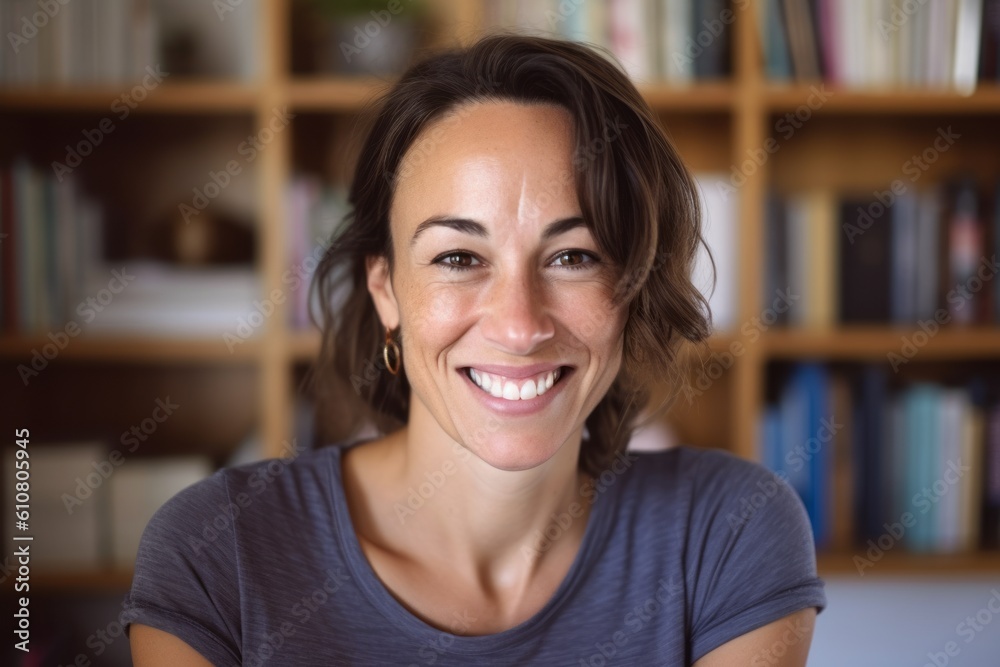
[684,450,827,663]
[121,470,242,666]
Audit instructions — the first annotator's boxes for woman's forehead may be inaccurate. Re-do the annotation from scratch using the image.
[392,102,581,232]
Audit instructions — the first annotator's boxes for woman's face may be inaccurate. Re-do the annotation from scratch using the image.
[367,101,627,471]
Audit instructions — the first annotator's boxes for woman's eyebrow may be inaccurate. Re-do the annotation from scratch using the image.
[409,215,585,247]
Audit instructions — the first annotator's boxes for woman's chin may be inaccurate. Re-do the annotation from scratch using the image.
[461,433,569,472]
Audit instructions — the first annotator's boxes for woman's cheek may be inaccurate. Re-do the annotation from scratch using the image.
[405,285,473,337]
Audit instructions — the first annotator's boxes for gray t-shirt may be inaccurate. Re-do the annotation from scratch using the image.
[122,441,826,666]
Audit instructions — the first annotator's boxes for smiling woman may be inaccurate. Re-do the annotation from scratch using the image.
[124,33,826,666]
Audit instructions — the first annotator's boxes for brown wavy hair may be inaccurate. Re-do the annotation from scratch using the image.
[308,33,713,478]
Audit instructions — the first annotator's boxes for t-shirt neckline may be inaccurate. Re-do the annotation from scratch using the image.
[327,438,620,656]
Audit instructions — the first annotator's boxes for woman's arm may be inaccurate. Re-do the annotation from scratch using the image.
[130,624,217,666]
[692,608,817,667]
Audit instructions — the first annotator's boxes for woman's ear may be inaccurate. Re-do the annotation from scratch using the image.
[366,255,400,330]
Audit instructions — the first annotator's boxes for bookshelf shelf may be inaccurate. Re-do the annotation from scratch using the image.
[763,328,1000,360]
[0,82,261,113]
[817,551,1000,577]
[0,335,261,363]
[635,82,736,112]
[287,78,393,111]
[764,83,1000,115]
[285,78,739,113]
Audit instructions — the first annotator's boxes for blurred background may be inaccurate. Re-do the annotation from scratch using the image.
[1,0,999,665]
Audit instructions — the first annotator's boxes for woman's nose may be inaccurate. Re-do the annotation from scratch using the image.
[479,269,555,354]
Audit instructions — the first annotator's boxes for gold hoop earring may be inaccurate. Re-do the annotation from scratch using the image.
[383,328,400,375]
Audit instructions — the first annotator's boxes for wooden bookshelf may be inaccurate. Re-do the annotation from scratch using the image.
[763,327,1000,360]
[3,0,999,585]
[764,82,1000,114]
[0,335,261,363]
[0,82,261,113]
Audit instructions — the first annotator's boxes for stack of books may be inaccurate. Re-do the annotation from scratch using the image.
[760,0,998,91]
[2,443,212,570]
[483,0,732,83]
[760,363,1000,553]
[763,178,1000,327]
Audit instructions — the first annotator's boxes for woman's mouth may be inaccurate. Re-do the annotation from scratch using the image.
[463,366,567,401]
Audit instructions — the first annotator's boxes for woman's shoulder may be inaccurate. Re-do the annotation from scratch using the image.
[622,445,809,538]
[144,443,347,539]
[626,444,785,496]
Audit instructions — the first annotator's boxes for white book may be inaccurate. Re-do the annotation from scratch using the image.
[868,0,892,88]
[842,0,868,88]
[515,0,557,34]
[108,457,213,567]
[4,443,107,571]
[658,0,693,83]
[692,173,738,332]
[608,0,656,82]
[953,0,984,94]
[927,0,957,87]
[784,193,809,326]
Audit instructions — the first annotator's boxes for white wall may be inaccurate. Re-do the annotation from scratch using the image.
[809,577,1000,667]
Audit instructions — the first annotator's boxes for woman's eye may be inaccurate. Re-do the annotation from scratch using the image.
[552,250,596,269]
[435,252,479,271]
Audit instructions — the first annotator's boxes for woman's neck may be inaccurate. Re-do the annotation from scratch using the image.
[360,405,595,602]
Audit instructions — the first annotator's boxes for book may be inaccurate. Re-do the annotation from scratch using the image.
[608,0,656,82]
[692,173,738,332]
[891,190,919,324]
[692,0,731,79]
[839,198,892,323]
[945,179,985,325]
[659,0,694,82]
[903,383,940,552]
[763,190,790,326]
[108,456,213,566]
[955,0,986,94]
[830,372,854,551]
[915,186,943,321]
[855,365,888,542]
[3,443,106,570]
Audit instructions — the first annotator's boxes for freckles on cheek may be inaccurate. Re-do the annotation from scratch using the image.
[403,285,472,336]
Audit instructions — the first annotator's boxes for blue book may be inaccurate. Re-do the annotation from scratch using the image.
[780,366,809,511]
[800,362,831,549]
[905,384,941,552]
[761,0,792,80]
[779,363,830,547]
[760,405,783,479]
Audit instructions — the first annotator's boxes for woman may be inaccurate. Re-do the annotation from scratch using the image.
[126,34,826,666]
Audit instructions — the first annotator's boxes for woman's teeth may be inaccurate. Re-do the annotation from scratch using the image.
[467,367,561,401]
